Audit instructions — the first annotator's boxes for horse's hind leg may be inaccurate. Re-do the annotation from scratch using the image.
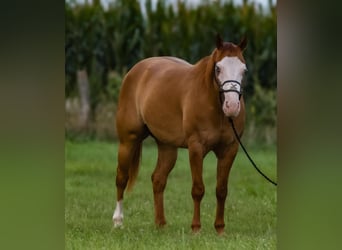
[151,143,177,227]
[113,140,136,227]
[113,132,146,227]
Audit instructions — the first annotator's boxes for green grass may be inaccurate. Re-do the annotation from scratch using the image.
[65,139,276,249]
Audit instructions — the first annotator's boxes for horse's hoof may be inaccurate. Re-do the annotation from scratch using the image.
[155,222,166,228]
[191,225,201,234]
[215,224,225,235]
[113,218,123,228]
[216,228,225,236]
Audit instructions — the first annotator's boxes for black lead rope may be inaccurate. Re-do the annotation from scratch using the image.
[229,118,277,186]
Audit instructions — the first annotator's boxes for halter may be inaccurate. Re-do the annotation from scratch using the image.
[219,80,242,100]
[214,64,243,100]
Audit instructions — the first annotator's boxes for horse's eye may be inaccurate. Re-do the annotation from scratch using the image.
[215,65,221,74]
[241,67,248,75]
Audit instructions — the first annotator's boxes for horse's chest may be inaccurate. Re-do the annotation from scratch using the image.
[196,126,234,148]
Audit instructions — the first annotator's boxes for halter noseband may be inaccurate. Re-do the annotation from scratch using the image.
[219,80,242,98]
[214,65,243,100]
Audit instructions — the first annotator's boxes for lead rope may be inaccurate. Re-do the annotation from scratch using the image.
[229,118,277,186]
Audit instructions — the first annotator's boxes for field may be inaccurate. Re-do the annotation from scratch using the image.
[65,139,276,249]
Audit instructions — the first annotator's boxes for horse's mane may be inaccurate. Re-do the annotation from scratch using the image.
[192,51,216,90]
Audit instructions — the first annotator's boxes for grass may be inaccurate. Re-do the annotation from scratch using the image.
[65,139,276,249]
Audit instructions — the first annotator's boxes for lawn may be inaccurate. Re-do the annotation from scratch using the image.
[65,139,276,249]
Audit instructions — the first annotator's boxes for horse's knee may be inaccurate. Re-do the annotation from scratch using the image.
[192,184,205,200]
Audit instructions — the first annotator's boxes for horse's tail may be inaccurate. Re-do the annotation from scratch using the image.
[126,141,142,192]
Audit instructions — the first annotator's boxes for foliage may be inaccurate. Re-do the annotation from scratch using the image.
[65,0,277,140]
[245,82,277,145]
[65,0,109,104]
[105,0,145,73]
[248,83,277,127]
[65,140,276,249]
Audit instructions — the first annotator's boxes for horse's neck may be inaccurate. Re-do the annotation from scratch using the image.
[193,55,216,92]
[191,55,222,113]
[186,56,225,126]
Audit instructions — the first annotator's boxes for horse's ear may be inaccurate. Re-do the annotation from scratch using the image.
[216,33,223,50]
[238,36,247,51]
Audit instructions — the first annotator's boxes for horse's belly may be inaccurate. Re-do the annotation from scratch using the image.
[143,114,187,147]
[140,97,186,146]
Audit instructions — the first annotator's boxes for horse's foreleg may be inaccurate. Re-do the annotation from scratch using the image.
[214,143,239,235]
[151,144,177,227]
[188,141,205,233]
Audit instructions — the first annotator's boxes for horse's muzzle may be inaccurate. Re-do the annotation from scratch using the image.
[223,100,240,117]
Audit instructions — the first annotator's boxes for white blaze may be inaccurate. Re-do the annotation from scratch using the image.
[216,56,246,117]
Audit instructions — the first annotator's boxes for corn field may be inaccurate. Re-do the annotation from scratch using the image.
[65,0,276,143]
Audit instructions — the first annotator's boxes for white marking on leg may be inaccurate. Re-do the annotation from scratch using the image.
[113,200,124,228]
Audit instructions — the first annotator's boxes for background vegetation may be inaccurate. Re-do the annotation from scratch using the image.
[65,0,277,145]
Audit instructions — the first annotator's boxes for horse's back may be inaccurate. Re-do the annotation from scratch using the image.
[119,56,193,104]
[160,56,192,66]
[118,56,192,104]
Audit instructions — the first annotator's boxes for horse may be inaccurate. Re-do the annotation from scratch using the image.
[113,34,247,234]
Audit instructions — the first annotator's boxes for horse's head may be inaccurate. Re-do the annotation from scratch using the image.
[213,34,247,118]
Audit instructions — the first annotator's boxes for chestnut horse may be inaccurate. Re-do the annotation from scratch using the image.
[113,35,247,234]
